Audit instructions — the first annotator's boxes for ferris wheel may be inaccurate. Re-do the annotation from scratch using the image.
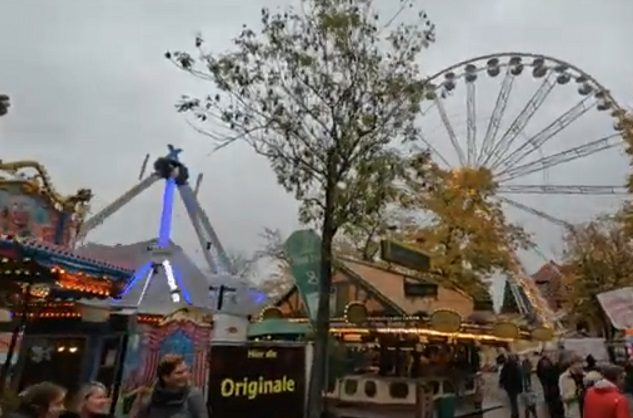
[415,52,630,325]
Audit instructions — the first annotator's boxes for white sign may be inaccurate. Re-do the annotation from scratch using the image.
[562,338,609,362]
[212,313,248,343]
[597,287,633,330]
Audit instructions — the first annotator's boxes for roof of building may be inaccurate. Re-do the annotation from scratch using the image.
[248,319,311,337]
[531,261,570,284]
[339,258,475,317]
[76,239,212,315]
[275,257,476,319]
[0,235,133,280]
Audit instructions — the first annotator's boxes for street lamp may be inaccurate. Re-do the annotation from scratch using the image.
[0,94,10,116]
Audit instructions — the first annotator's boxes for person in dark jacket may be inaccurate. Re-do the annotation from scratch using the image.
[61,382,111,418]
[521,356,533,390]
[585,354,597,372]
[537,353,564,418]
[136,354,207,418]
[5,382,67,418]
[499,354,524,418]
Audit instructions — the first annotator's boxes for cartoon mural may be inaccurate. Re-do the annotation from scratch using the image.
[0,159,93,246]
[0,185,58,242]
[116,312,211,416]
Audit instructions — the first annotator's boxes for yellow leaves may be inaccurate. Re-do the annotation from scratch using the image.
[448,167,496,194]
[398,163,529,303]
[562,217,633,320]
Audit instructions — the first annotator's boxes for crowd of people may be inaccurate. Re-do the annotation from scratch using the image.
[498,352,631,418]
[1,354,207,418]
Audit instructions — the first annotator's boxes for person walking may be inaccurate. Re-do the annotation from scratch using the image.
[559,358,583,418]
[537,353,564,418]
[5,382,67,418]
[522,356,533,391]
[500,354,524,418]
[583,364,631,418]
[62,382,111,418]
[136,354,208,418]
[472,371,484,418]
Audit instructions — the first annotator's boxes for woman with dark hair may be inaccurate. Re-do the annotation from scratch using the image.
[61,382,110,418]
[135,354,207,418]
[6,382,67,418]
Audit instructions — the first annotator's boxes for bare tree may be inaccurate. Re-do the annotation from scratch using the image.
[167,0,435,414]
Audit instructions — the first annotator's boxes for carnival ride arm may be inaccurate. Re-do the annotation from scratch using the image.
[178,183,232,274]
[77,174,160,241]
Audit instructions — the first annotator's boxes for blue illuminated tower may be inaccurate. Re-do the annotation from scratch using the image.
[119,145,193,305]
[80,144,267,314]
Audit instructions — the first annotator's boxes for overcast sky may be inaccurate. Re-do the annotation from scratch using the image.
[1,0,632,302]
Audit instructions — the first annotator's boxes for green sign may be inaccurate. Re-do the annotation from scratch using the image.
[380,240,431,271]
[285,229,322,321]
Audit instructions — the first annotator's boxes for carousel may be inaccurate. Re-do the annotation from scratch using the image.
[0,159,133,394]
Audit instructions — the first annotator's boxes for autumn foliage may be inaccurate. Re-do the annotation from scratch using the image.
[395,161,532,308]
[562,217,633,333]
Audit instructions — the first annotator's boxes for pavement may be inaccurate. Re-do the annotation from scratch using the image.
[482,373,549,418]
[330,374,633,418]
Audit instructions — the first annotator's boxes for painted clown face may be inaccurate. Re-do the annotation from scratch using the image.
[8,196,32,228]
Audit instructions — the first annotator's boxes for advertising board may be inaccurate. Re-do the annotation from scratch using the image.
[208,344,306,418]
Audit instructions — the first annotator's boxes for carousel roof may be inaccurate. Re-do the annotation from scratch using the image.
[0,236,133,278]
[0,237,134,280]
[76,239,212,314]
[0,235,133,299]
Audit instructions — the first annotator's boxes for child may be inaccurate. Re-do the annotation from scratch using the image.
[521,386,538,418]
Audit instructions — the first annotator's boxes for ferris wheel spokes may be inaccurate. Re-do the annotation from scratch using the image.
[495,133,622,182]
[434,97,465,165]
[498,196,574,230]
[414,134,452,168]
[466,80,477,165]
[498,185,628,195]
[476,67,515,166]
[491,96,597,172]
[482,75,557,168]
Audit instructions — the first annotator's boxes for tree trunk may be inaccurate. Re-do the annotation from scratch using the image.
[306,169,337,418]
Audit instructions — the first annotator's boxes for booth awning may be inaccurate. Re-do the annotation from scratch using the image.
[248,319,311,337]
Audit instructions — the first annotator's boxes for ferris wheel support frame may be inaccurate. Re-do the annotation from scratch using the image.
[419,52,631,329]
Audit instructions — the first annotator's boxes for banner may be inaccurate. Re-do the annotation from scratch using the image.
[208,344,306,418]
[597,287,633,329]
[284,230,321,321]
